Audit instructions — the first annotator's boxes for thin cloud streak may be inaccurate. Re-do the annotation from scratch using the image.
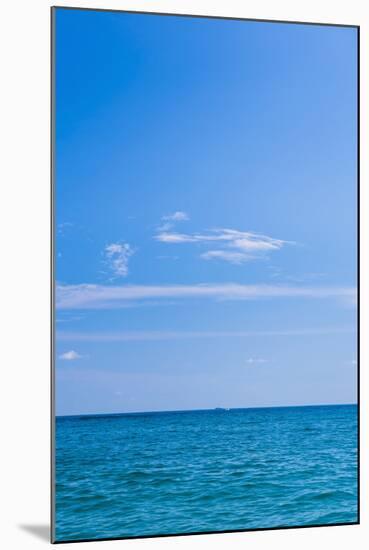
[56,327,356,342]
[56,282,356,310]
[58,350,83,360]
[155,228,287,249]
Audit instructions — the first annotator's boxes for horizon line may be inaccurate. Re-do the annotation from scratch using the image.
[56,402,357,419]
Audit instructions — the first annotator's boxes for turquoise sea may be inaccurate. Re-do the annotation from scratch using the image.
[55,404,358,541]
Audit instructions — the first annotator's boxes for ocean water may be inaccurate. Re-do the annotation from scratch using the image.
[55,404,358,541]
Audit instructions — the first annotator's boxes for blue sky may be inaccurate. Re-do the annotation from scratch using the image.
[55,9,358,416]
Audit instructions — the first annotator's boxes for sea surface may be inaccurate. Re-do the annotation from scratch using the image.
[55,404,358,541]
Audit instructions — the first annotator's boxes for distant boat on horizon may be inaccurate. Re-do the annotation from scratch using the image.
[214,407,230,411]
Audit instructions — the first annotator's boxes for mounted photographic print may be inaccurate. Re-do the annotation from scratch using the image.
[51,6,359,543]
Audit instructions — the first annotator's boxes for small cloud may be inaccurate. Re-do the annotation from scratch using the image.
[245,358,268,365]
[162,211,189,222]
[157,211,190,232]
[59,350,83,361]
[104,242,134,278]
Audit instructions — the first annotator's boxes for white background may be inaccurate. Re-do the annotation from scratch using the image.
[0,0,367,548]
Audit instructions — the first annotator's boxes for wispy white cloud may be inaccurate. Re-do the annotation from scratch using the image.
[56,327,355,342]
[56,282,357,310]
[155,232,195,243]
[104,242,134,278]
[245,358,268,365]
[58,350,83,360]
[155,228,291,263]
[162,211,189,222]
[157,211,189,232]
